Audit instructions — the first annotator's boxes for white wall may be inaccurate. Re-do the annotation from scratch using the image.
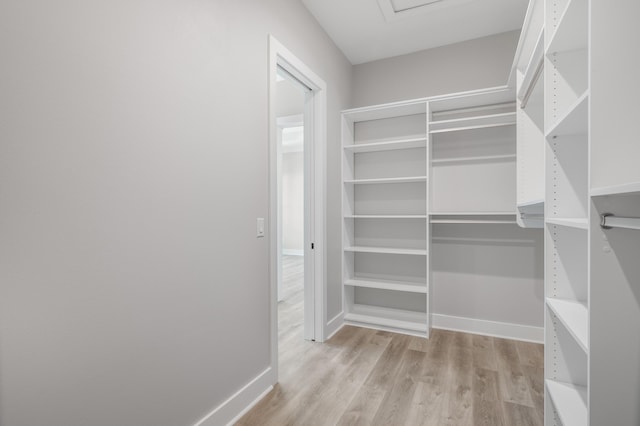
[282,151,304,254]
[0,1,351,425]
[352,31,520,107]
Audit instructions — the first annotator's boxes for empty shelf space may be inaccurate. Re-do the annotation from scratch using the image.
[344,246,427,256]
[344,277,427,294]
[344,176,427,185]
[344,137,427,153]
[431,154,516,164]
[546,91,588,138]
[546,380,588,426]
[345,304,427,333]
[546,0,588,54]
[344,215,427,219]
[547,297,588,352]
[546,217,588,229]
[591,181,640,197]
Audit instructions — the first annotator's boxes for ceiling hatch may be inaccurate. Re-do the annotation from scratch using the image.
[377,0,475,21]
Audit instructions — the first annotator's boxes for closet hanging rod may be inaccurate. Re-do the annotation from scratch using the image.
[520,57,544,109]
[600,213,640,230]
[431,101,516,118]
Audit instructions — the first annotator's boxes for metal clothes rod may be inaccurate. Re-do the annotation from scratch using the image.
[600,214,640,230]
[520,57,544,110]
[520,213,544,219]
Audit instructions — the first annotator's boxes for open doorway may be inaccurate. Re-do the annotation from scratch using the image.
[275,67,308,349]
[268,36,327,382]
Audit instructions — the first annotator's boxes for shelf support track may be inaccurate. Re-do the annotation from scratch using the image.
[600,213,640,230]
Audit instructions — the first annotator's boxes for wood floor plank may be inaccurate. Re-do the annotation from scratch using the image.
[405,350,448,426]
[473,399,505,426]
[516,341,544,369]
[522,365,545,418]
[440,343,473,426]
[370,349,425,425]
[472,334,498,371]
[494,337,535,407]
[503,401,543,426]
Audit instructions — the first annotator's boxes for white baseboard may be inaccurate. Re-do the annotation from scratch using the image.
[282,249,304,256]
[194,367,274,426]
[431,314,544,343]
[325,311,344,340]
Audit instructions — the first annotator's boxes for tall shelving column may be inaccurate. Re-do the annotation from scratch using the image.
[341,101,429,337]
[588,0,640,424]
[543,0,589,424]
[513,0,545,228]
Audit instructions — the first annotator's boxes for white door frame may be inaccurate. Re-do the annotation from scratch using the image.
[268,35,327,380]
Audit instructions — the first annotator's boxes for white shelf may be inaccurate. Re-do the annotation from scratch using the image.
[344,304,427,333]
[546,91,588,138]
[429,121,515,134]
[430,219,516,224]
[546,217,588,230]
[431,154,516,164]
[546,380,588,426]
[344,137,427,153]
[344,277,427,294]
[344,215,427,219]
[591,181,640,197]
[518,28,545,103]
[429,211,516,216]
[344,246,427,256]
[546,0,588,54]
[517,198,545,209]
[546,297,589,352]
[344,176,427,185]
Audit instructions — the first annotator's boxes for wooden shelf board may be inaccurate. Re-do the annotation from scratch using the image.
[344,215,427,219]
[344,246,427,256]
[546,297,589,352]
[546,217,588,230]
[429,121,515,134]
[345,304,427,333]
[591,181,640,197]
[344,176,427,185]
[344,278,427,294]
[545,380,588,426]
[344,137,427,153]
[546,0,588,54]
[546,91,588,138]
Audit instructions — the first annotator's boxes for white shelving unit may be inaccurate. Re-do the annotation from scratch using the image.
[341,87,543,340]
[544,0,590,424]
[512,0,545,228]
[342,100,429,337]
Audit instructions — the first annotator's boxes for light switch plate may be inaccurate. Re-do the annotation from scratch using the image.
[256,218,265,238]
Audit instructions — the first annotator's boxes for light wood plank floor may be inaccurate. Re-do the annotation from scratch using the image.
[238,256,543,425]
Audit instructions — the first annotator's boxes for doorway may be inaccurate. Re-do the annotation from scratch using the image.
[268,36,327,381]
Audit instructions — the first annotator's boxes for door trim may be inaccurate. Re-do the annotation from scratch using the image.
[268,35,327,382]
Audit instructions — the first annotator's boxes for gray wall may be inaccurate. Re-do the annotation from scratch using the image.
[0,1,351,425]
[352,31,520,107]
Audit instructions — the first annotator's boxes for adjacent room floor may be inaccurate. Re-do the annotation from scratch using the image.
[237,256,544,426]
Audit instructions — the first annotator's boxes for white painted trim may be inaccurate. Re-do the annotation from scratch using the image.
[325,311,345,340]
[268,35,328,385]
[282,249,304,256]
[431,314,544,343]
[193,367,274,426]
